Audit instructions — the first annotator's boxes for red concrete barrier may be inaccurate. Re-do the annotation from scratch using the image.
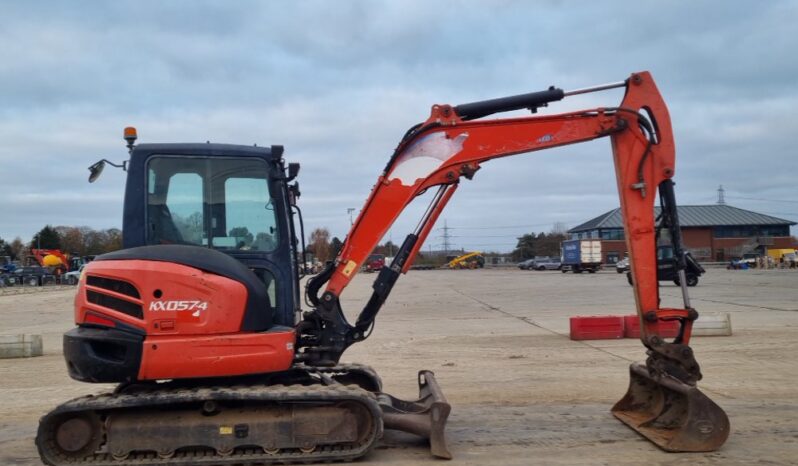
[623,314,680,339]
[569,315,625,340]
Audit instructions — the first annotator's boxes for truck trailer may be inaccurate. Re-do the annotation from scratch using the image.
[561,239,602,273]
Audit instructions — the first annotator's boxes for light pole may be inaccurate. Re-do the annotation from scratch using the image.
[347,208,356,226]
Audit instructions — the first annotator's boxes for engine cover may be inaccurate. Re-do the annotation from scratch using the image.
[68,258,295,382]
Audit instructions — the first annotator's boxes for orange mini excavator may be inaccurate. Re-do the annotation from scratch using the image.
[37,71,728,465]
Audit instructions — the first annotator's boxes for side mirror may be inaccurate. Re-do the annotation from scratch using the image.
[88,160,106,183]
[287,162,300,181]
[87,158,128,183]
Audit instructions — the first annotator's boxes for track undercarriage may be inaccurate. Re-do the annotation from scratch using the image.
[36,364,451,466]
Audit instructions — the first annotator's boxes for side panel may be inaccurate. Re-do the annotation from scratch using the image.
[76,260,248,335]
[138,330,295,380]
[561,240,581,265]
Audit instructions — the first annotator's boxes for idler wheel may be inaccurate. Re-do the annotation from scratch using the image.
[53,414,102,457]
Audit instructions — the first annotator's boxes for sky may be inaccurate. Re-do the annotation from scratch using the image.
[1,1,796,252]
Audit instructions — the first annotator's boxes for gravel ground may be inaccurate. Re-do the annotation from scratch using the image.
[1,268,796,465]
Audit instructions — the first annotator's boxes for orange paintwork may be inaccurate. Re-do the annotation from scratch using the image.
[76,259,249,335]
[327,71,690,344]
[329,111,618,293]
[139,330,295,380]
[75,258,296,380]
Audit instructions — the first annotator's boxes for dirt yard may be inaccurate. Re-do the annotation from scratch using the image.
[1,268,797,465]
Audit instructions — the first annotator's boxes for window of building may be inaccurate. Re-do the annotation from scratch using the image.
[600,229,625,240]
[713,225,789,238]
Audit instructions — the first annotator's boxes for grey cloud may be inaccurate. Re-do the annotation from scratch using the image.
[1,1,796,249]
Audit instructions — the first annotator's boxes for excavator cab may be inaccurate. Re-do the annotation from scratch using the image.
[121,142,301,328]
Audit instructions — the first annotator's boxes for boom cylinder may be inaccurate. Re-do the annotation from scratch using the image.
[454,87,565,120]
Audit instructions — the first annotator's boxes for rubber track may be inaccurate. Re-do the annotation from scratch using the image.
[314,363,383,392]
[37,381,383,466]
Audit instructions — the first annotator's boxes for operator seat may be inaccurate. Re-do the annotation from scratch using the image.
[147,197,185,244]
[95,245,272,331]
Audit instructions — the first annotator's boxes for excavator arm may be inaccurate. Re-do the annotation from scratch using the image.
[303,71,668,358]
[301,71,728,452]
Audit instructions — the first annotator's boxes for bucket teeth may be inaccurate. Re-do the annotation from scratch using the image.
[612,363,730,452]
[379,370,452,459]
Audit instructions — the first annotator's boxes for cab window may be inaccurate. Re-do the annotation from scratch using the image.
[146,157,280,251]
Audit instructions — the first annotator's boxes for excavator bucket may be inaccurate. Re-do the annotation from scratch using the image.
[612,363,729,452]
[378,370,452,459]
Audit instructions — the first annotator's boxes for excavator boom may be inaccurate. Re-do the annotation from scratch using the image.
[301,71,729,452]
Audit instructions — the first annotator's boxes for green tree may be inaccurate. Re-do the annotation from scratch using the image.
[511,233,538,261]
[537,231,566,257]
[31,225,62,250]
[0,237,11,258]
[9,237,25,260]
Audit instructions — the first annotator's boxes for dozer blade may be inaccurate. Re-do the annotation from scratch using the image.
[378,370,452,459]
[612,362,729,452]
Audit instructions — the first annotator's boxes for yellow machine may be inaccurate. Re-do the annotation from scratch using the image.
[767,248,797,261]
[447,251,484,269]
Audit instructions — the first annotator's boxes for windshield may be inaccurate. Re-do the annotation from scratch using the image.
[146,156,279,251]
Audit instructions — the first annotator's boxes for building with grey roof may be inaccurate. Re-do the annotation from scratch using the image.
[569,205,796,263]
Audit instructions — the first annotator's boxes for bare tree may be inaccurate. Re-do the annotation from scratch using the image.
[56,226,86,255]
[551,222,568,235]
[9,237,25,260]
[309,228,332,263]
[105,228,123,252]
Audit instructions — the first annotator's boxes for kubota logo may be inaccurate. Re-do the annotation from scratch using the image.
[149,300,209,314]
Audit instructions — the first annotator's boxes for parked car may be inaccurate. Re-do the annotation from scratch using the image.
[616,257,629,273]
[737,253,761,267]
[517,259,536,270]
[364,254,386,272]
[626,246,705,287]
[61,265,85,285]
[1,255,17,274]
[531,257,562,270]
[12,266,56,286]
